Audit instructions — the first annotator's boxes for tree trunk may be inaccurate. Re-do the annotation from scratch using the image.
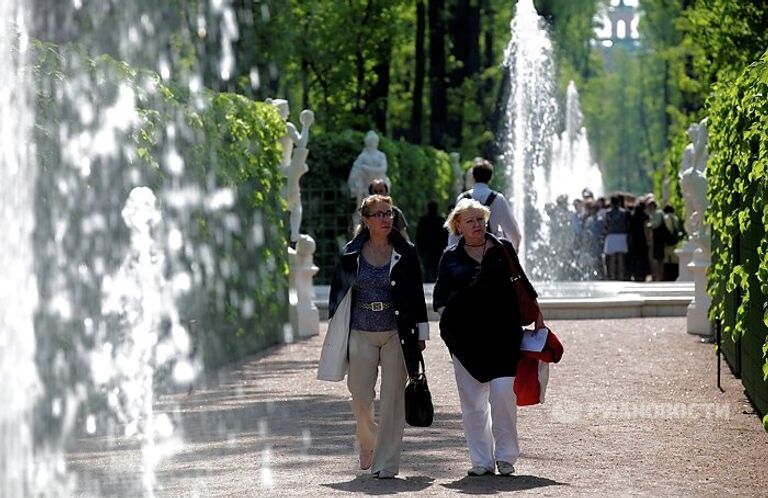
[301,55,310,112]
[410,0,426,143]
[446,0,481,148]
[482,0,495,93]
[428,0,447,149]
[367,44,391,133]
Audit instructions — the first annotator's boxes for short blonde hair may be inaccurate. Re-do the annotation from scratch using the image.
[444,197,490,236]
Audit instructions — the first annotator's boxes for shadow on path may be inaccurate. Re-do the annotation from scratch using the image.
[322,474,435,494]
[441,474,567,494]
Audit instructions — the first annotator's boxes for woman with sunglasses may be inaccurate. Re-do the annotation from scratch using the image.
[318,194,429,479]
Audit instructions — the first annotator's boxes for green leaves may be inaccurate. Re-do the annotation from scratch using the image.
[708,49,768,420]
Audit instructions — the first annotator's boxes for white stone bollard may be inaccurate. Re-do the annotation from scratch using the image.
[288,234,320,338]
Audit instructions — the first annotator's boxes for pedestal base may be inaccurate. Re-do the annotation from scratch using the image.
[686,300,712,337]
[686,245,711,337]
[287,234,320,341]
[675,241,695,282]
[289,305,320,339]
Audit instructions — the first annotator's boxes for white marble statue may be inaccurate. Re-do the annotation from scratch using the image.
[347,130,389,217]
[679,118,710,248]
[270,98,314,243]
[679,117,712,336]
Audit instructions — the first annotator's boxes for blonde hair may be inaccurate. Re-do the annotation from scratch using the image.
[354,194,392,236]
[444,197,490,236]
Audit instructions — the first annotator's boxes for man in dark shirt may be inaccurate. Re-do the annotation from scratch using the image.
[416,201,448,282]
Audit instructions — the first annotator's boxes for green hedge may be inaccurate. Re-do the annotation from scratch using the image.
[32,41,289,383]
[302,130,454,283]
[706,49,768,431]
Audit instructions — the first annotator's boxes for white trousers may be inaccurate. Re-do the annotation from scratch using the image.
[347,330,407,475]
[452,355,519,470]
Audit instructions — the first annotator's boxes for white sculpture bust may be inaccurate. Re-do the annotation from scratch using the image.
[679,118,709,248]
[269,99,314,243]
[347,130,389,212]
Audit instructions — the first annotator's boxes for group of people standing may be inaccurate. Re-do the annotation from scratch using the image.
[565,191,683,282]
[318,158,542,479]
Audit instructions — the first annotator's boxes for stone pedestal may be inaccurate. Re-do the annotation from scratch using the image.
[686,246,712,337]
[287,234,320,340]
[674,239,695,282]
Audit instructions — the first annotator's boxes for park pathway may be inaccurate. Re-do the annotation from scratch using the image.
[69,317,767,497]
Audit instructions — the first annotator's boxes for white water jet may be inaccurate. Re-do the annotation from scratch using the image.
[0,1,242,495]
[0,1,77,494]
[550,81,604,203]
[501,1,603,279]
[99,187,194,496]
[501,0,558,269]
[0,3,58,495]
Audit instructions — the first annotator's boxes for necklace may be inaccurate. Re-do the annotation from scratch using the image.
[464,240,487,264]
[464,240,486,247]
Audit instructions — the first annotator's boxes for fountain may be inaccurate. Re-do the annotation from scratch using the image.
[501,0,604,280]
[550,81,604,205]
[0,2,52,496]
[1,1,290,496]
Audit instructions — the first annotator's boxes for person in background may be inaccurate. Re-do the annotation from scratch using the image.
[416,200,448,282]
[368,179,409,240]
[581,200,605,279]
[603,195,630,280]
[433,198,543,477]
[646,199,665,281]
[662,204,682,281]
[449,158,522,250]
[320,194,429,479]
[628,201,650,282]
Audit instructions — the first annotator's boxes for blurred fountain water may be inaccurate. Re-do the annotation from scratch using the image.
[98,187,195,496]
[501,0,558,270]
[0,2,50,495]
[1,1,253,496]
[550,81,604,203]
[501,0,603,279]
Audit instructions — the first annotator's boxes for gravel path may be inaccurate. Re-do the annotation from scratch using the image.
[69,317,768,497]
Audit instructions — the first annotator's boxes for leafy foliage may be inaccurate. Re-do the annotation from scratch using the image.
[707,49,768,418]
[302,130,454,283]
[32,41,289,378]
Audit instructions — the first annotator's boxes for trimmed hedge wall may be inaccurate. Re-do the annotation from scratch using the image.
[706,49,768,431]
[32,41,289,383]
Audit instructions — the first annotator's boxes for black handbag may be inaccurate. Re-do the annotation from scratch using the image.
[405,355,434,427]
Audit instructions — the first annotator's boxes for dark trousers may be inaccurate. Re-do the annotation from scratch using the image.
[605,253,627,281]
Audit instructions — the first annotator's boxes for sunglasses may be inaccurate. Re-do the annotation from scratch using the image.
[364,210,395,219]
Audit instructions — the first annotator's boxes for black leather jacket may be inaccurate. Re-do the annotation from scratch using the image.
[328,228,429,377]
[433,234,538,382]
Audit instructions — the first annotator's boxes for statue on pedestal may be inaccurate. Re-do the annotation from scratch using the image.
[268,98,320,339]
[679,117,712,336]
[269,98,314,243]
[679,118,710,249]
[347,131,389,225]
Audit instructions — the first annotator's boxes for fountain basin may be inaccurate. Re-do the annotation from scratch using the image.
[313,281,694,321]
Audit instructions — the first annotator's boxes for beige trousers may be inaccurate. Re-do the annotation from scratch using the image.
[347,329,407,475]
